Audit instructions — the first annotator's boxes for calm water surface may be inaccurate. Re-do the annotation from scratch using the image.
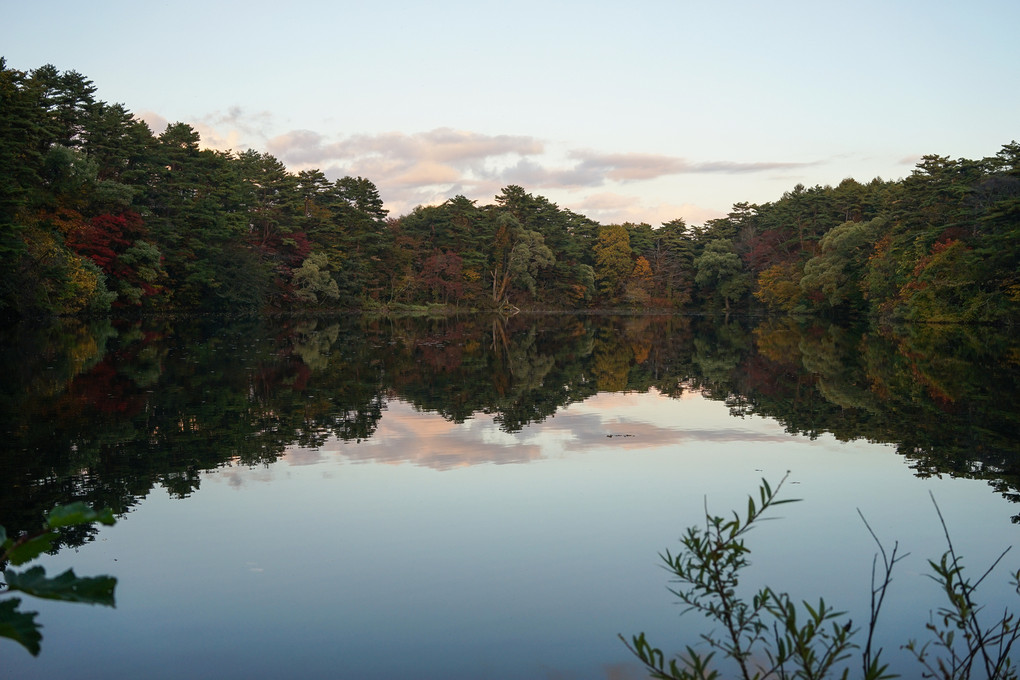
[2,315,1018,679]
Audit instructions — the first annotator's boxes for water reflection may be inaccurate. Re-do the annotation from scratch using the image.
[274,391,798,473]
[1,312,1018,551]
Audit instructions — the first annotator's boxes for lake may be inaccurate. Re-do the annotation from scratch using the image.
[2,313,1018,679]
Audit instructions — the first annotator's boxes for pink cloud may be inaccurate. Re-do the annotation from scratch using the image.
[568,192,724,227]
[135,110,168,135]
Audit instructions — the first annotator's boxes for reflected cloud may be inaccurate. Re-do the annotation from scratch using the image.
[285,446,329,467]
[291,402,544,471]
[269,392,795,473]
[214,463,277,489]
[540,409,792,453]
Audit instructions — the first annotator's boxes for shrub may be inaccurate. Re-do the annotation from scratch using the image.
[622,475,1020,679]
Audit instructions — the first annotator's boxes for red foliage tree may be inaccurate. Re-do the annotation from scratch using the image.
[65,210,163,305]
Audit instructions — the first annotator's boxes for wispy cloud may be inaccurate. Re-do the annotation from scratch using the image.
[200,106,274,139]
[264,127,544,180]
[568,151,817,182]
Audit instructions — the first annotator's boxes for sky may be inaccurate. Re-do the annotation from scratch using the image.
[2,0,1018,226]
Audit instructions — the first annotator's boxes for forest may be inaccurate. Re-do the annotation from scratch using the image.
[1,59,1018,324]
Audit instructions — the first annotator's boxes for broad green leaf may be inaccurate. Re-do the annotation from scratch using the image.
[46,503,115,529]
[0,524,7,546]
[4,566,116,607]
[4,532,57,566]
[0,598,42,656]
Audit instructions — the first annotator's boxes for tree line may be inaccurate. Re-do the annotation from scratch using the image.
[2,60,1017,323]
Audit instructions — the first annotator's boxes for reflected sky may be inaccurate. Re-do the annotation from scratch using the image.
[7,389,1017,679]
[267,390,801,473]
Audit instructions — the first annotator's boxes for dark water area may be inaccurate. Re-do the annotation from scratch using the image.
[2,313,1018,678]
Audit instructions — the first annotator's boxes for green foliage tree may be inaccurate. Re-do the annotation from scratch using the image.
[327,176,390,301]
[695,239,750,312]
[507,228,555,299]
[799,218,884,313]
[236,150,302,253]
[492,185,591,306]
[487,211,555,305]
[292,251,340,305]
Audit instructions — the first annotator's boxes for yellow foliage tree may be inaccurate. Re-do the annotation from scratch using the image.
[754,262,803,312]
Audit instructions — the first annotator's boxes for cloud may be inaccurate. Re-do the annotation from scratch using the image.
[568,192,725,227]
[260,126,812,193]
[367,128,544,163]
[258,127,550,214]
[478,151,816,195]
[193,123,246,153]
[495,157,604,189]
[191,107,276,152]
[570,152,692,181]
[568,151,818,183]
[391,160,464,186]
[135,110,168,135]
[263,129,331,164]
[201,106,274,137]
[265,127,544,172]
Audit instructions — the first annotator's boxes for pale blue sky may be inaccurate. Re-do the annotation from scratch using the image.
[3,0,1017,224]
